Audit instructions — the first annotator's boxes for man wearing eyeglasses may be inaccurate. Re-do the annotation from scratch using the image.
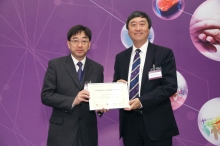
[41,25,105,146]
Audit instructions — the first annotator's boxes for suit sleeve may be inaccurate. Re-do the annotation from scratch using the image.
[98,66,104,83]
[113,54,120,82]
[41,60,74,113]
[99,66,104,83]
[140,49,177,112]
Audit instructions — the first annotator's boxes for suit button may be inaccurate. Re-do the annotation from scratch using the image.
[78,118,80,121]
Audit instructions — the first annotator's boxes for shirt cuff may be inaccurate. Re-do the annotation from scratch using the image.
[71,103,75,109]
[139,102,143,109]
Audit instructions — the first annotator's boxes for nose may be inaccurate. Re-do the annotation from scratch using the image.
[136,24,141,30]
[77,41,82,47]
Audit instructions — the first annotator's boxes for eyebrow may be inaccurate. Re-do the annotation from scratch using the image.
[130,20,146,23]
[71,36,89,39]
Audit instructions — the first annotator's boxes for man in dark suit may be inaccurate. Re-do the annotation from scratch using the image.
[41,25,104,146]
[113,11,179,146]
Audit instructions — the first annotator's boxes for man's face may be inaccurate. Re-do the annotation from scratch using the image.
[67,31,90,61]
[128,17,150,45]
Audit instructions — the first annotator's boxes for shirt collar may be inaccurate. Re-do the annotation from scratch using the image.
[132,40,149,54]
[71,55,86,66]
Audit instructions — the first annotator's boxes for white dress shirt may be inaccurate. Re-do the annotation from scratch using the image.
[127,40,149,97]
[71,55,86,72]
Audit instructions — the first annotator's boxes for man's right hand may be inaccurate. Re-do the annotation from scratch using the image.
[73,90,90,105]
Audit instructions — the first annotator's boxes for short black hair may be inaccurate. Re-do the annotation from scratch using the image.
[126,11,152,29]
[67,25,92,41]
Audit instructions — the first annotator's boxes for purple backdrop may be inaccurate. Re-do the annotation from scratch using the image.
[1,0,220,146]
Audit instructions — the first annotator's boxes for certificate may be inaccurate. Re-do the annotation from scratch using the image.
[88,82,130,110]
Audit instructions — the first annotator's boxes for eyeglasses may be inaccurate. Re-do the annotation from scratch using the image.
[69,40,90,45]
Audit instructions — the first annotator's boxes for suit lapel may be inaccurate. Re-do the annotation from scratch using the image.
[64,55,81,88]
[82,58,93,84]
[123,47,132,80]
[141,42,156,88]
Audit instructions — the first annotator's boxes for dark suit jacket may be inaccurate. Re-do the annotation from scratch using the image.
[41,54,104,146]
[113,42,179,141]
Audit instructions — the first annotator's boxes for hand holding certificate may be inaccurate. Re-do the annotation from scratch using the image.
[88,82,129,110]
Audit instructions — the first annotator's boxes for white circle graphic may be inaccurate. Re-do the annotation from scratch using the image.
[189,0,220,61]
[198,97,220,145]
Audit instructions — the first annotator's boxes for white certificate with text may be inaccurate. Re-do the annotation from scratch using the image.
[88,82,130,110]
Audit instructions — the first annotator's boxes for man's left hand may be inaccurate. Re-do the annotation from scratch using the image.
[124,98,141,111]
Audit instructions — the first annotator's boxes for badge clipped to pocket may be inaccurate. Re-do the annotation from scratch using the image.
[149,64,162,80]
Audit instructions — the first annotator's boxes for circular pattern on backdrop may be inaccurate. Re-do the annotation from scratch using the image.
[189,0,220,61]
[198,97,220,145]
[170,71,188,110]
[152,0,185,20]
[120,25,154,48]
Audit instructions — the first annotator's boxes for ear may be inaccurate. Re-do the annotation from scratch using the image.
[67,41,70,49]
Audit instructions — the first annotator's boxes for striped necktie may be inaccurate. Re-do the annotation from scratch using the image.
[77,62,83,84]
[129,49,141,99]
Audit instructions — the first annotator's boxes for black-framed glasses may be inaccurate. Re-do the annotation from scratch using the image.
[69,40,90,45]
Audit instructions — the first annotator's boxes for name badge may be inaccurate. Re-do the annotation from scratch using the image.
[149,64,162,80]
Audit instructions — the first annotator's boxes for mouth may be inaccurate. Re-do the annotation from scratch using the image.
[135,32,143,35]
[76,50,83,53]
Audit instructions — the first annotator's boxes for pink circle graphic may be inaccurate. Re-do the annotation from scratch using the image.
[170,71,188,110]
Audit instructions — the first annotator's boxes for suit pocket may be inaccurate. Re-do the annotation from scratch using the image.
[49,115,63,124]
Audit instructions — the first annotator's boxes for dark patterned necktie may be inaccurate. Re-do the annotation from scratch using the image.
[77,62,83,84]
[129,49,141,99]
